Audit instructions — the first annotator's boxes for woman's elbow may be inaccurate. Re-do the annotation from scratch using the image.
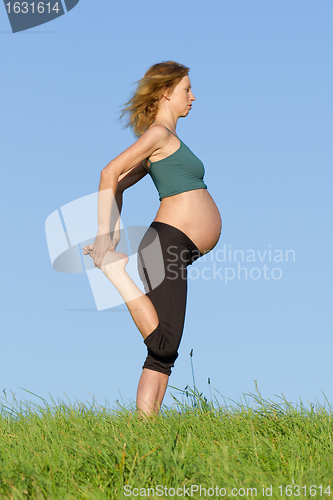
[101,164,117,179]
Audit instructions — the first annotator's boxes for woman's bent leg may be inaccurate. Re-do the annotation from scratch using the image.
[101,251,159,338]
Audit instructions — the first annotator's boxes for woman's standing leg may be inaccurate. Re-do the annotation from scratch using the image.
[136,369,169,416]
[100,223,201,416]
[135,223,196,415]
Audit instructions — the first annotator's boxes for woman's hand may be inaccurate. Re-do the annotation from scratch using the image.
[82,232,115,269]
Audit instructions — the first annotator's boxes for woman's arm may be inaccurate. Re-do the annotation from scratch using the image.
[110,163,148,248]
[109,189,122,249]
[97,126,166,235]
[84,125,168,268]
[117,161,148,191]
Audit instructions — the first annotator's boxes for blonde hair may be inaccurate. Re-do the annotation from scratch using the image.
[120,61,190,137]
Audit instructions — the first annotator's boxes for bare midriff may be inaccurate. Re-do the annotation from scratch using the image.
[153,188,222,255]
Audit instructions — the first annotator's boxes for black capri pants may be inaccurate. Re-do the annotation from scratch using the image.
[137,221,202,376]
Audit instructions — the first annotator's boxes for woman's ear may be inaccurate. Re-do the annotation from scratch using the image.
[161,86,171,101]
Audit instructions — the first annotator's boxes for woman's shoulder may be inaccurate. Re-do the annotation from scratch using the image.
[138,124,170,157]
[144,123,170,140]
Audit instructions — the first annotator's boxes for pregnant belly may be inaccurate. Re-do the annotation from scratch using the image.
[154,189,222,254]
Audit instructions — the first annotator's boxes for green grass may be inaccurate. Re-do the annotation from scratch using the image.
[0,387,332,499]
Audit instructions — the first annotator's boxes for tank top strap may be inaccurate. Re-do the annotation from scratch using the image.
[164,126,179,139]
[146,126,180,166]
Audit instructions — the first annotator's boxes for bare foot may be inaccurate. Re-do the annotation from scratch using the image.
[101,250,129,280]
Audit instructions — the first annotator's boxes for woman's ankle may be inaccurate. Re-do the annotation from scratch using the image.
[101,252,129,280]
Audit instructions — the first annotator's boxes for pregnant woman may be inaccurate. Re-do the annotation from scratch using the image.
[83,61,221,417]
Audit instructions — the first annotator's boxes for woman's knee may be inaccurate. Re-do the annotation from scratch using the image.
[143,323,180,358]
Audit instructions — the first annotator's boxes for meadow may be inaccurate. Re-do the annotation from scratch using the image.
[0,385,332,499]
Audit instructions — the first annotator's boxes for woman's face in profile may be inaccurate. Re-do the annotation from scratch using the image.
[167,76,196,117]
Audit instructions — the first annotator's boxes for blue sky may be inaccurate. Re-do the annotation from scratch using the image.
[1,0,332,412]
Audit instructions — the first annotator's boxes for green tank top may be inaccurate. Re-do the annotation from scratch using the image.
[142,127,207,201]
